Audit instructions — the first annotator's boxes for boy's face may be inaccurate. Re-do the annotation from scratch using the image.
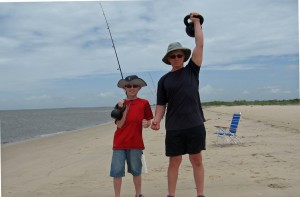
[124,84,141,97]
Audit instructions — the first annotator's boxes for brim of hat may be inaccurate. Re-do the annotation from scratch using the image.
[162,48,191,65]
[117,78,147,88]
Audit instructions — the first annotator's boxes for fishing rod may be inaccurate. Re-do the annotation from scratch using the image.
[99,2,155,102]
[99,2,124,79]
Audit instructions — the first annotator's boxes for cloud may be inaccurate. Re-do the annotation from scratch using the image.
[207,63,263,71]
[97,91,117,98]
[259,86,293,95]
[200,84,215,95]
[242,90,249,95]
[0,0,298,109]
[200,84,223,95]
[24,94,52,101]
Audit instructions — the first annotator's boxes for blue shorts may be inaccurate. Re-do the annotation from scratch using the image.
[110,150,143,177]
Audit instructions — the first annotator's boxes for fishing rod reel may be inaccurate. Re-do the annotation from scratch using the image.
[184,14,204,37]
[111,103,126,120]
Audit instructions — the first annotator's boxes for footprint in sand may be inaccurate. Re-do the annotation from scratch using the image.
[255,177,291,189]
[208,175,221,181]
[268,183,291,189]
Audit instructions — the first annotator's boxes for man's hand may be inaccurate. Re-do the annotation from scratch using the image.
[151,120,160,130]
[190,12,201,23]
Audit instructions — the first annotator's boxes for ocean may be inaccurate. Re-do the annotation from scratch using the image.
[0,107,113,145]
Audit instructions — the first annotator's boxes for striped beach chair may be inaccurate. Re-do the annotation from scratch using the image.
[214,112,242,146]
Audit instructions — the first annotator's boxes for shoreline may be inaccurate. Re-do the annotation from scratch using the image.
[1,120,114,147]
[0,106,114,145]
[2,105,300,197]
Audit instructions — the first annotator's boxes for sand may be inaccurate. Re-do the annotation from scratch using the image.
[1,105,300,197]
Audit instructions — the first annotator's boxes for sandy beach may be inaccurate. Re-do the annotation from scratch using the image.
[2,105,300,197]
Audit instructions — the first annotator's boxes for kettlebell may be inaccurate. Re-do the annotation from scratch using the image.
[184,14,204,37]
[111,103,126,120]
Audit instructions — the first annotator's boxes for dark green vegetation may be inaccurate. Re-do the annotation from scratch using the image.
[202,99,300,106]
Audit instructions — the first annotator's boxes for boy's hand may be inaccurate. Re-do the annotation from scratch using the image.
[142,119,150,128]
[117,101,124,108]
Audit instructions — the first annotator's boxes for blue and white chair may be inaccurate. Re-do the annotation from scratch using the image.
[214,112,242,146]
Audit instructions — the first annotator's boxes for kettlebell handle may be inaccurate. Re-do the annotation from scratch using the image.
[118,103,126,113]
[111,103,126,120]
[114,103,126,113]
[184,14,204,26]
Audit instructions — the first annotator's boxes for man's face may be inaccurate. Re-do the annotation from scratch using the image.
[167,50,185,68]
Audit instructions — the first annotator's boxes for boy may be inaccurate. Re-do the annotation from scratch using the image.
[110,75,153,197]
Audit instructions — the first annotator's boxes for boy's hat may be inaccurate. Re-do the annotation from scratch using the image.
[117,75,147,88]
[162,42,191,65]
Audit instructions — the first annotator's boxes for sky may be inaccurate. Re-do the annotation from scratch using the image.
[0,0,299,110]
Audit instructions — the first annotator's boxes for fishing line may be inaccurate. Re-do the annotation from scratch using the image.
[99,2,124,79]
[147,72,156,100]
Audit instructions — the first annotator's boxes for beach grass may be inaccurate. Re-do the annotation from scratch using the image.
[202,98,300,106]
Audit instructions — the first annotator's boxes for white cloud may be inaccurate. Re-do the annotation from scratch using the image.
[97,91,116,98]
[24,94,52,101]
[260,86,293,95]
[0,0,298,109]
[242,90,249,95]
[200,84,223,95]
[207,63,263,71]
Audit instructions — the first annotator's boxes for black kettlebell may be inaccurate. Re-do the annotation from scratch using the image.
[184,14,204,37]
[111,103,126,120]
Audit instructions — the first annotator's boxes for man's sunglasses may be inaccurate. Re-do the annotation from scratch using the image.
[124,84,140,88]
[169,54,184,59]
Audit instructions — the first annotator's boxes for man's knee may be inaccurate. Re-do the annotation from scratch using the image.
[169,156,182,168]
[189,154,203,167]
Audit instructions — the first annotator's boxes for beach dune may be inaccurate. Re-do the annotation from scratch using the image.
[2,105,300,197]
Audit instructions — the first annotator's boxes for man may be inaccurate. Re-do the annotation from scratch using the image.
[151,12,206,197]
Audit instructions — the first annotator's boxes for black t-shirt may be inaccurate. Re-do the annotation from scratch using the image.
[157,59,205,131]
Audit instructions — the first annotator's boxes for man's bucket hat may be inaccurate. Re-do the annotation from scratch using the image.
[162,42,191,65]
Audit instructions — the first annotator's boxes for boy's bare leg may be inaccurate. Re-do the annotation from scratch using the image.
[113,177,122,197]
[133,175,142,196]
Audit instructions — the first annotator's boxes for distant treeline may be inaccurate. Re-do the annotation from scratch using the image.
[202,99,300,106]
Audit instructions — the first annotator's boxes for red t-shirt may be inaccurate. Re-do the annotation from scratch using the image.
[113,98,153,150]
